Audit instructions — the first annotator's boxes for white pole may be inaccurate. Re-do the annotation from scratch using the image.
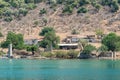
[8,44,13,58]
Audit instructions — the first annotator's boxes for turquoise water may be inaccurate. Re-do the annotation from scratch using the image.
[0,59,120,80]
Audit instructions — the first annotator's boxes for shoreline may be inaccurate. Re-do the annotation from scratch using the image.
[0,56,119,60]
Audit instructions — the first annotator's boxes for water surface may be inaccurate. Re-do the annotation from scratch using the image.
[0,59,120,80]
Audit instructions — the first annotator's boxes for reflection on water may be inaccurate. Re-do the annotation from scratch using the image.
[0,59,120,80]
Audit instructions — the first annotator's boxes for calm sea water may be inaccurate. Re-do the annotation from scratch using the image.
[0,59,120,80]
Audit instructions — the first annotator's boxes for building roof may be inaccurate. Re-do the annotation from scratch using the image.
[58,43,78,46]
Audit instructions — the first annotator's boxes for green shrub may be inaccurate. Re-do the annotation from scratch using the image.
[63,5,73,14]
[34,20,39,26]
[41,52,54,58]
[1,40,10,48]
[10,1,19,8]
[55,51,67,58]
[40,27,55,36]
[4,16,13,22]
[111,1,119,12]
[26,3,37,10]
[19,8,28,16]
[0,32,3,37]
[0,1,10,8]
[98,45,108,52]
[39,8,47,15]
[67,50,79,59]
[77,7,88,13]
[0,51,6,56]
[57,0,64,4]
[26,45,38,52]
[3,10,12,16]
[94,4,101,10]
[71,29,79,34]
[34,0,42,3]
[82,44,96,54]
[79,0,90,6]
[24,0,34,4]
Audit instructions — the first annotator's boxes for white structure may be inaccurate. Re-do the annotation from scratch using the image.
[58,43,78,49]
[8,44,13,58]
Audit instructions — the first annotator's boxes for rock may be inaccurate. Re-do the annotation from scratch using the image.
[98,52,112,57]
[79,53,93,59]
[13,49,32,56]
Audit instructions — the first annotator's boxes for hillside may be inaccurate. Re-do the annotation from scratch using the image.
[1,0,120,40]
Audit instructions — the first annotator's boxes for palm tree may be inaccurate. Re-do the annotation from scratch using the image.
[78,39,88,51]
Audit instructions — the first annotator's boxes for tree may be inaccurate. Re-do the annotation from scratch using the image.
[39,31,60,49]
[102,33,120,52]
[79,44,96,59]
[111,0,119,12]
[98,45,108,53]
[78,39,88,51]
[82,44,96,54]
[40,27,55,36]
[26,45,38,55]
[1,32,24,50]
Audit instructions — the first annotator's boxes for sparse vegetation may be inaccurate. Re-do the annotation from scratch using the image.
[41,50,79,59]
[71,29,79,35]
[0,0,120,22]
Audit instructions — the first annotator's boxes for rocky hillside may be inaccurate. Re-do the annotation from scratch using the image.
[1,0,120,39]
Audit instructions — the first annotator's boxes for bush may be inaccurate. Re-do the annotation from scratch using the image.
[77,7,88,13]
[0,51,5,56]
[41,52,54,58]
[71,29,79,34]
[10,1,19,8]
[26,3,37,10]
[0,32,3,37]
[82,44,96,54]
[67,50,79,59]
[24,0,34,4]
[94,4,101,10]
[62,5,73,14]
[3,10,12,17]
[26,45,38,52]
[111,1,119,12]
[34,20,39,26]
[1,40,10,48]
[4,16,13,22]
[57,0,64,4]
[40,27,55,36]
[79,0,90,6]
[19,8,28,16]
[0,1,10,8]
[54,51,67,58]
[39,8,47,15]
[98,45,108,52]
